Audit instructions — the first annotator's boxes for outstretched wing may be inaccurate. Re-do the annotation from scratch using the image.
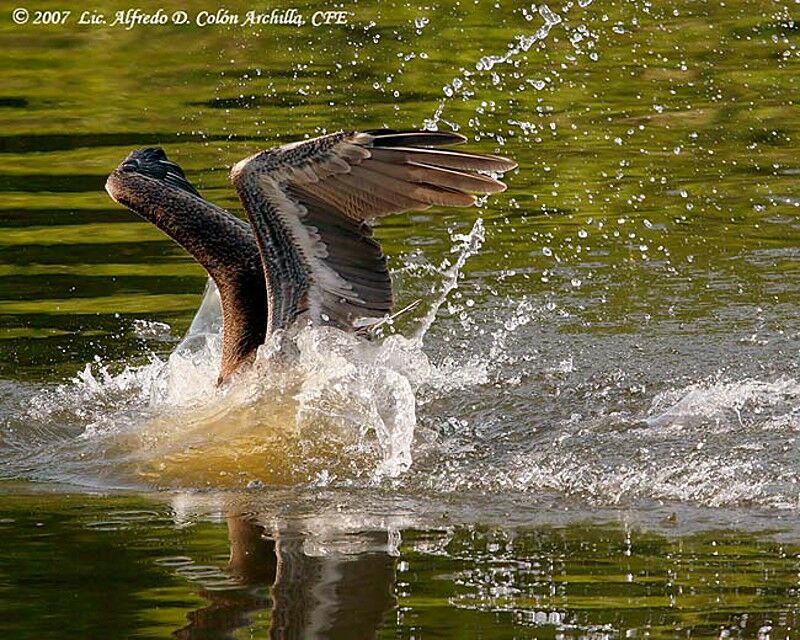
[230,129,517,333]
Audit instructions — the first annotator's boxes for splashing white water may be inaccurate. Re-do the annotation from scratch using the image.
[645,377,800,430]
[423,374,800,509]
[414,217,485,342]
[4,233,799,510]
[0,217,495,489]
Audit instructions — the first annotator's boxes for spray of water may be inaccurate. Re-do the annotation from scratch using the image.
[414,218,485,343]
[0,215,493,490]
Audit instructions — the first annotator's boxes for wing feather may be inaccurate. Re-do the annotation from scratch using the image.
[368,160,508,193]
[369,146,515,173]
[349,165,477,207]
[231,129,516,333]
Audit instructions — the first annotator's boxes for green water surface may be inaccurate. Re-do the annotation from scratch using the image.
[2,0,800,637]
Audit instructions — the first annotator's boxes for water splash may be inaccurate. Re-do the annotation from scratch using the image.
[424,3,565,131]
[476,5,562,73]
[3,236,798,510]
[646,377,800,430]
[422,375,800,509]
[414,217,485,343]
[0,215,496,490]
[3,297,800,510]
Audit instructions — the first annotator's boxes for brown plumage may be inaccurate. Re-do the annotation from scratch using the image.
[105,130,516,383]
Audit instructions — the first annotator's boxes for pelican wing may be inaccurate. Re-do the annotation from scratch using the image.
[230,129,516,333]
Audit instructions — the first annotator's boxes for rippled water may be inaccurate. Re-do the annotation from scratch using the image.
[2,0,800,636]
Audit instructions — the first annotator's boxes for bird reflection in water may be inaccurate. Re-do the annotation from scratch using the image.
[174,512,397,639]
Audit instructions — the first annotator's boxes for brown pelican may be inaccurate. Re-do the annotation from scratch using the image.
[106,130,516,383]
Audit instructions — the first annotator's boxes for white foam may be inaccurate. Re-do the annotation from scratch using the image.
[424,375,800,509]
[645,377,800,430]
